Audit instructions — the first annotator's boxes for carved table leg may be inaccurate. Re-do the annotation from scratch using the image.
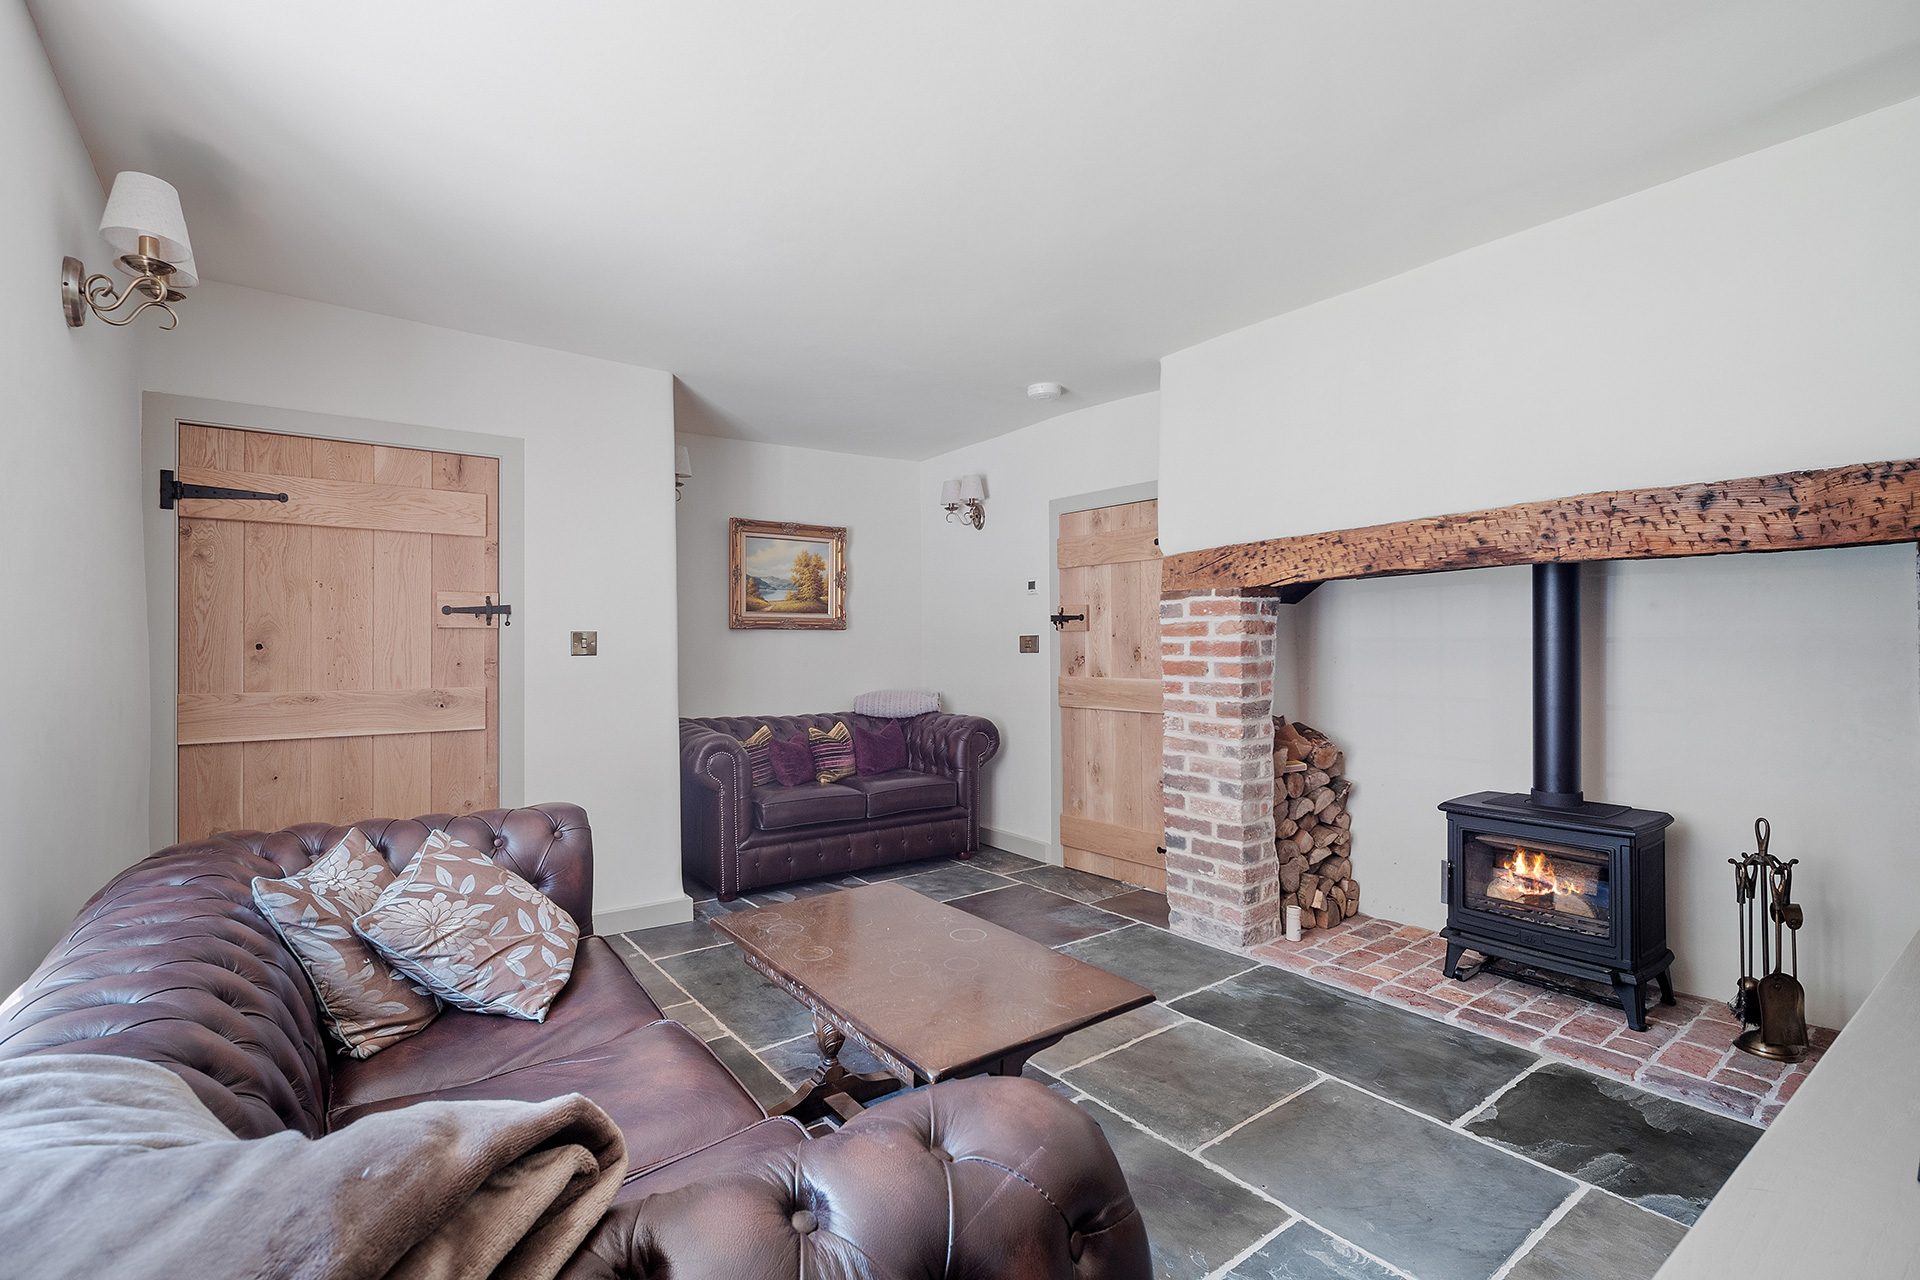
[765,1011,907,1123]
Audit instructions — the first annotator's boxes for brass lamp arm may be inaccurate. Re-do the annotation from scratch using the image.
[80,269,179,329]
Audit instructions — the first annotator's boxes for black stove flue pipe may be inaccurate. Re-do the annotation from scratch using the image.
[1531,562,1583,808]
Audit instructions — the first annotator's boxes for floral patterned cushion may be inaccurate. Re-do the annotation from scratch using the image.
[251,829,441,1059]
[353,830,580,1022]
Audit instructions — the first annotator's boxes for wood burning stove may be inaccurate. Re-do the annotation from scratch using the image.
[1439,564,1676,1031]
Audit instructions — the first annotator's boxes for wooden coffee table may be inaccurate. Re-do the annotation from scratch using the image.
[710,881,1155,1122]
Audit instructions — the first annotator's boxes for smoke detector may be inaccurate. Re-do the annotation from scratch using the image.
[1027,382,1065,400]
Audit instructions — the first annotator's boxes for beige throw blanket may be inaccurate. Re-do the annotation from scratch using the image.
[0,1054,626,1280]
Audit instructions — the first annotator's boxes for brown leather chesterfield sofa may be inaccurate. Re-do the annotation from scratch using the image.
[0,803,1146,1279]
[680,711,1000,899]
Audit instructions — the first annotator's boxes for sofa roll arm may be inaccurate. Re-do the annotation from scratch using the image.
[559,1075,1149,1280]
[901,711,1001,779]
[678,724,752,853]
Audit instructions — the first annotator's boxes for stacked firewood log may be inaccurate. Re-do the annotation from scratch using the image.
[1274,719,1356,932]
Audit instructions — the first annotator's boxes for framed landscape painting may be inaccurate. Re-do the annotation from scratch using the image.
[729,517,848,630]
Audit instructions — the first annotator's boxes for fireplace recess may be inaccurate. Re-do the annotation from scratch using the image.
[1439,564,1675,1031]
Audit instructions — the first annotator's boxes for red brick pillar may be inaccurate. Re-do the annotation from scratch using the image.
[1160,589,1281,949]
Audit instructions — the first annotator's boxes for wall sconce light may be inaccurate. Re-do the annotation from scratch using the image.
[941,474,986,529]
[62,172,196,331]
[674,445,693,501]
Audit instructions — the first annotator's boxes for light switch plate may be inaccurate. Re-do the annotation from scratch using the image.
[571,631,598,656]
[1018,634,1039,653]
[1026,579,1039,595]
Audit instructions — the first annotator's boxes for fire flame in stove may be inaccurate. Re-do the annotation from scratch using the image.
[1499,848,1558,897]
[1485,846,1600,918]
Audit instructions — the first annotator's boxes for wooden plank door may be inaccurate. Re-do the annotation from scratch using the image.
[175,423,500,839]
[1057,499,1165,890]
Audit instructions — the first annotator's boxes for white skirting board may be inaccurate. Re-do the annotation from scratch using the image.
[593,893,694,936]
[1654,926,1919,1278]
[980,827,1054,864]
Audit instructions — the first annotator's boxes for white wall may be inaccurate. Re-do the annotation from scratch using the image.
[919,394,1160,856]
[674,433,922,716]
[1160,93,1920,555]
[1161,97,1920,1025]
[135,282,685,928]
[0,3,146,989]
[1290,547,1919,1028]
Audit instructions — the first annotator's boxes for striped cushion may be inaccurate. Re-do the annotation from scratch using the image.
[736,723,774,786]
[807,720,856,785]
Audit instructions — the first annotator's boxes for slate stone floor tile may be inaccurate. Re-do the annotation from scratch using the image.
[707,1036,795,1110]
[607,937,691,1007]
[746,875,867,903]
[1015,863,1139,904]
[1463,1062,1761,1224]
[1225,1222,1400,1280]
[1502,1190,1688,1280]
[660,999,728,1042]
[1076,1099,1291,1280]
[1174,964,1537,1122]
[1065,1020,1317,1150]
[693,895,756,921]
[891,862,1019,901]
[684,878,719,903]
[947,883,1131,946]
[965,846,1047,875]
[622,917,722,959]
[1061,924,1256,1001]
[1210,1082,1575,1280]
[656,944,816,1048]
[1029,1001,1187,1074]
[1021,1062,1080,1101]
[856,855,969,882]
[1102,888,1172,929]
[757,1030,890,1085]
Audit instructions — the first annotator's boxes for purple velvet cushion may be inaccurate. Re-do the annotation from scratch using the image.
[854,719,908,775]
[768,734,816,787]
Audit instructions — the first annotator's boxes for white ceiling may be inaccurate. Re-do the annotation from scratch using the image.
[29,2,1920,459]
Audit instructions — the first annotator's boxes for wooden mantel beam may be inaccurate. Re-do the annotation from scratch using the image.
[1161,457,1920,592]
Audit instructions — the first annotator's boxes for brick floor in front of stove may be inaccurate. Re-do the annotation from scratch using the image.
[1250,916,1832,1125]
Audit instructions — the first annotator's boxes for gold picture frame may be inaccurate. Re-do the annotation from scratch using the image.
[728,517,848,630]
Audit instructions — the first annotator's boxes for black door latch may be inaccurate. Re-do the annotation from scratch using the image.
[442,596,512,626]
[160,469,289,509]
[1049,610,1085,630]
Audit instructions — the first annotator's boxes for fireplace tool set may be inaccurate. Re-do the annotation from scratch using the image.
[1728,817,1809,1062]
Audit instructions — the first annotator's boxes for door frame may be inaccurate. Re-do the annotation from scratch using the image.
[142,392,527,850]
[1046,481,1159,867]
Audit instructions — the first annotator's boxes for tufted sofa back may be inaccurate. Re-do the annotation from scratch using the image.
[0,804,591,1141]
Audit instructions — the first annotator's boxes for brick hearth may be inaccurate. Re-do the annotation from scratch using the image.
[1250,913,1832,1124]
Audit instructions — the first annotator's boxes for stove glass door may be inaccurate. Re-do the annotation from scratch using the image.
[1462,832,1611,940]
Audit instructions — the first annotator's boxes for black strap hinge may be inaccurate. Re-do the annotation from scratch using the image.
[160,469,289,509]
[441,595,512,626]
[1049,610,1085,630]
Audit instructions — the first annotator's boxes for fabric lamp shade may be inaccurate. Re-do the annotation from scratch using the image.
[98,171,193,264]
[674,445,693,479]
[939,478,961,504]
[957,475,986,502]
[166,254,200,290]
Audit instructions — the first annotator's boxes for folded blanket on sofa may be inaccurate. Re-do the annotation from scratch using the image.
[0,1054,626,1280]
[851,688,940,717]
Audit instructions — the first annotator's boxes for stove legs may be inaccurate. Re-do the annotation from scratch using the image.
[1610,966,1676,1033]
[1445,939,1675,1033]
